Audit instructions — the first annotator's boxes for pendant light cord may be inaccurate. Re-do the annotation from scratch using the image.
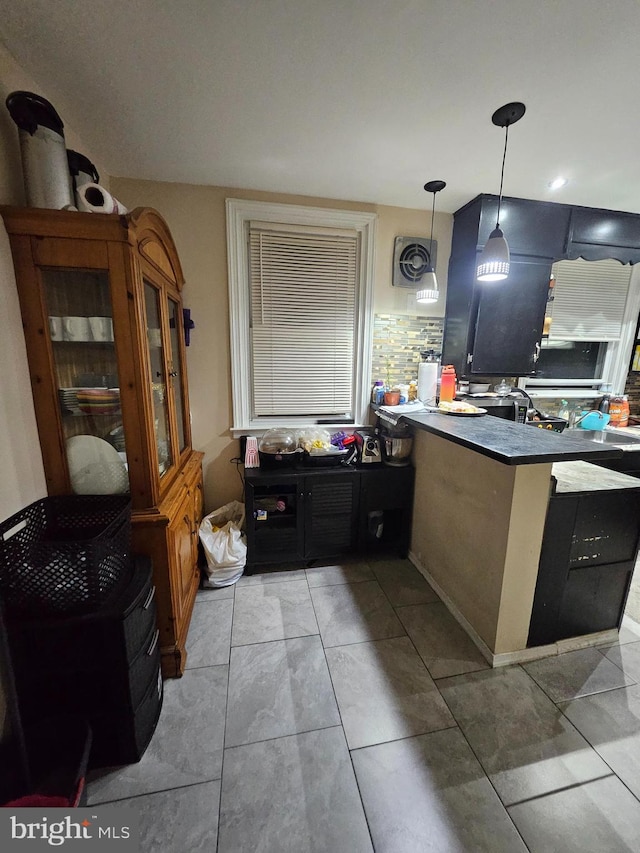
[429,191,436,257]
[496,124,509,228]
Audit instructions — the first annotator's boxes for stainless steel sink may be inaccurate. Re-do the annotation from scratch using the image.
[568,429,640,449]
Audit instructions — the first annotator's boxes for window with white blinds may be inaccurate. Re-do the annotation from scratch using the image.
[549,258,632,340]
[249,224,358,417]
[226,199,376,433]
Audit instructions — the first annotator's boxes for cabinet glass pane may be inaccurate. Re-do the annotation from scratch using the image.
[144,281,173,476]
[168,298,186,452]
[41,268,129,495]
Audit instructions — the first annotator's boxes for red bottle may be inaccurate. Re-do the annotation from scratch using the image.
[439,365,457,403]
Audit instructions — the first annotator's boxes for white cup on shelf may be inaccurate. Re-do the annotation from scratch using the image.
[62,316,91,341]
[49,316,63,340]
[147,328,162,347]
[89,316,114,342]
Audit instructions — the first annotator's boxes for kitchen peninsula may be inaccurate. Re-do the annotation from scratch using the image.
[402,412,640,665]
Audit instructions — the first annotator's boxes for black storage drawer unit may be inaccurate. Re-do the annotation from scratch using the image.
[6,554,162,768]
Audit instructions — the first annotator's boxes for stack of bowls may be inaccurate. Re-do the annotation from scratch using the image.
[76,388,120,415]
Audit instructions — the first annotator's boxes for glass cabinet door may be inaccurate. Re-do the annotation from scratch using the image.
[42,268,129,495]
[144,280,174,478]
[168,297,188,454]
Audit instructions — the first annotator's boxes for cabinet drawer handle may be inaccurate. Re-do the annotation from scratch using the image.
[147,629,160,656]
[142,586,156,610]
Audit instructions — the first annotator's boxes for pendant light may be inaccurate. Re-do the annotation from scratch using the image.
[416,180,446,304]
[476,102,526,282]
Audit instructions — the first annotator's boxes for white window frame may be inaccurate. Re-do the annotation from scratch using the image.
[226,198,376,436]
[521,263,640,400]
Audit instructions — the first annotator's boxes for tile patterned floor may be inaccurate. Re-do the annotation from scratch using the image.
[87,558,640,852]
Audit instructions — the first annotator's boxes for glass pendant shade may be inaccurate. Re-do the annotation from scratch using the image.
[416,268,438,303]
[476,227,510,281]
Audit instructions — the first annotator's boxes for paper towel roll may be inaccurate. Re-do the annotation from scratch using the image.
[76,182,128,214]
[417,362,438,405]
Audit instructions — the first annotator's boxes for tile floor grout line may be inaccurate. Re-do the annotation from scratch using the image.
[552,694,640,808]
[519,658,638,712]
[393,598,445,612]
[555,679,640,710]
[216,608,236,852]
[505,772,618,810]
[346,720,460,754]
[229,630,321,651]
[90,776,223,807]
[223,722,345,753]
[308,577,377,852]
[430,672,533,850]
[320,629,409,651]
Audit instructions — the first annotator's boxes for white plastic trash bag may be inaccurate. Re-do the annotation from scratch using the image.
[199,500,247,587]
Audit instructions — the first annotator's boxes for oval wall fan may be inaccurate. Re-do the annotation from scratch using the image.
[393,236,438,288]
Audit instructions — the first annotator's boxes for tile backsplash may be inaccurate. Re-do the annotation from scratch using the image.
[372,314,444,388]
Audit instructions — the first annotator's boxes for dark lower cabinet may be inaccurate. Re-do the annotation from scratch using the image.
[6,556,162,769]
[357,466,414,558]
[245,465,414,571]
[528,489,640,647]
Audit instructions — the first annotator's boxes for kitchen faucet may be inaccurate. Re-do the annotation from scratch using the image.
[569,409,607,429]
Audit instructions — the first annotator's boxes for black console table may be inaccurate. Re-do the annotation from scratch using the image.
[245,465,414,572]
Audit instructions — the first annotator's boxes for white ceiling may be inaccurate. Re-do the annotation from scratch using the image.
[1,0,639,214]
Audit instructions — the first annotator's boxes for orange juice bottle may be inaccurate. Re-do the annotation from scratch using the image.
[439,365,457,403]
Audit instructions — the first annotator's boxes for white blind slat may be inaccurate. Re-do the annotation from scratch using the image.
[549,258,631,341]
[249,225,358,417]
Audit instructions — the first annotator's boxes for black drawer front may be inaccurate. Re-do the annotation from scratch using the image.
[128,623,161,710]
[88,660,162,769]
[121,579,157,663]
[132,664,163,758]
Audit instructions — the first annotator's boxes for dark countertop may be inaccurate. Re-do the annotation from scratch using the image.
[401,411,625,466]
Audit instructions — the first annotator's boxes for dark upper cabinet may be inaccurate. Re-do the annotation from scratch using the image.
[478,196,571,259]
[470,258,553,376]
[442,193,640,378]
[569,206,640,263]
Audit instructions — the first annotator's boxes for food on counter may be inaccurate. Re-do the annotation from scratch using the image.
[438,400,482,414]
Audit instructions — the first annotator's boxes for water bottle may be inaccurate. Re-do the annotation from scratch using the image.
[371,380,385,405]
[598,394,610,415]
[439,365,456,403]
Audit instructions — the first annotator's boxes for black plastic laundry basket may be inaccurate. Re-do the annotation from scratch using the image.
[0,495,131,618]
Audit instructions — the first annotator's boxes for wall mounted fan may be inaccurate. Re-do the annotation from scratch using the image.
[392,236,438,288]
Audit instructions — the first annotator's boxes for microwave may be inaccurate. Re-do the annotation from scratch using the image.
[477,398,529,424]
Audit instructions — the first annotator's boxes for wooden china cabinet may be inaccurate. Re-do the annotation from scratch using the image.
[1,206,203,678]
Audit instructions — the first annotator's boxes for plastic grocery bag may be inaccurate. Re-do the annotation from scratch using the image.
[199,500,247,587]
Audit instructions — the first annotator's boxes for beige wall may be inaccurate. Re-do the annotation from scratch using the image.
[110,177,452,512]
